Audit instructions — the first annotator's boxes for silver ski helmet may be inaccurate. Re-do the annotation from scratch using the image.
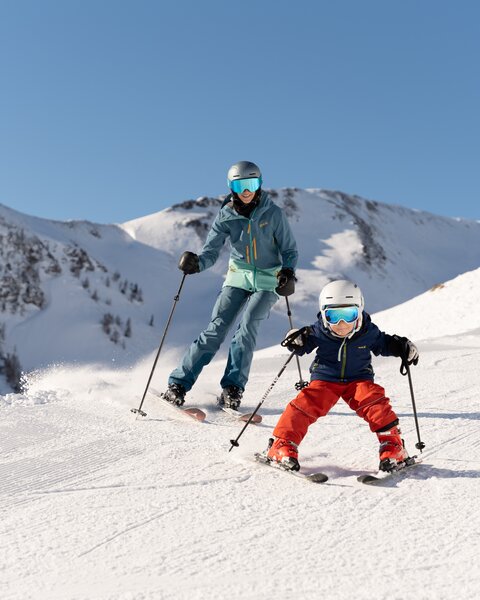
[319,280,364,334]
[227,161,262,193]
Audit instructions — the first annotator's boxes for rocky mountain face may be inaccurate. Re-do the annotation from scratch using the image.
[0,223,58,314]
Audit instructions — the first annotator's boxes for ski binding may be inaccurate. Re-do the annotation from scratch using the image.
[254,452,328,483]
[149,388,206,422]
[220,405,262,424]
[357,456,420,485]
[216,394,262,423]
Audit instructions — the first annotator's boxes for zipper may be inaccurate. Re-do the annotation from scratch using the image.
[247,217,257,289]
[340,340,347,380]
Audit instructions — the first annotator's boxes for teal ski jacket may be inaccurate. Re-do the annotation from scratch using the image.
[198,191,298,293]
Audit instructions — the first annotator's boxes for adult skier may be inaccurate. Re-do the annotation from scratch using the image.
[264,280,419,472]
[163,161,298,409]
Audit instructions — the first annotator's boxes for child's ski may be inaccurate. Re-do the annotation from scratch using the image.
[149,388,206,422]
[357,457,421,485]
[254,452,328,483]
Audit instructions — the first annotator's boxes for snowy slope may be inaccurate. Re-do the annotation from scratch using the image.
[1,269,479,599]
[373,266,480,340]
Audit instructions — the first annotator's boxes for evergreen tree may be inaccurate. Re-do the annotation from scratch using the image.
[3,350,22,392]
[101,313,114,334]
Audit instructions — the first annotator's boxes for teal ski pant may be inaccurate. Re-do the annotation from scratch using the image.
[168,286,278,392]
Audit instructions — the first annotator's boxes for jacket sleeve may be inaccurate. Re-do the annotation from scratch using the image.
[370,322,402,357]
[197,215,230,271]
[383,334,410,360]
[272,207,298,270]
[293,321,322,356]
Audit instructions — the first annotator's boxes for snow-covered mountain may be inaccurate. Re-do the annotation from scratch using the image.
[123,188,480,314]
[1,188,480,391]
[0,202,175,391]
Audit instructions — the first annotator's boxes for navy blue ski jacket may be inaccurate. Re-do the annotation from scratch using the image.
[294,312,404,383]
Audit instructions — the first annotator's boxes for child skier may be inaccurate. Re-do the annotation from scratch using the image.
[163,161,298,409]
[265,279,419,472]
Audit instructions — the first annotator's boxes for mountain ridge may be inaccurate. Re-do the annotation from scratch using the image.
[1,189,479,391]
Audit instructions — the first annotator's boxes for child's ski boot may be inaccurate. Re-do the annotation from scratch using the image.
[266,437,300,471]
[162,383,186,406]
[377,425,410,472]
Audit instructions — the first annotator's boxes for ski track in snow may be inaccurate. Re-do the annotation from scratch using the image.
[1,339,480,600]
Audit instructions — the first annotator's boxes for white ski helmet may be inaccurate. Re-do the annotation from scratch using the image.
[319,280,364,333]
[227,161,262,185]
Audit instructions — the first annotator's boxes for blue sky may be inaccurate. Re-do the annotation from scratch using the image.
[1,0,478,223]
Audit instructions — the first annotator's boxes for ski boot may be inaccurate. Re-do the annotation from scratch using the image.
[219,385,243,410]
[162,383,186,406]
[377,425,410,472]
[266,437,300,471]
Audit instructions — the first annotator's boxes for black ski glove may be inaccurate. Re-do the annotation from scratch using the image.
[178,251,200,275]
[281,327,311,353]
[404,338,419,365]
[276,268,296,296]
[390,335,419,366]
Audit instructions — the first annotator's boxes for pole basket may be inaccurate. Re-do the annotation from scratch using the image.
[131,408,147,417]
[295,380,309,391]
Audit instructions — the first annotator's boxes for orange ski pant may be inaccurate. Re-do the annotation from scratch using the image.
[273,379,398,445]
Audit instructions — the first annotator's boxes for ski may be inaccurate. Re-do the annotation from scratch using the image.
[219,405,262,424]
[149,388,206,422]
[357,456,421,485]
[214,394,262,423]
[254,452,328,483]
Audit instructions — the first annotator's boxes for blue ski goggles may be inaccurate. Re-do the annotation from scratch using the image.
[229,177,262,194]
[324,306,359,325]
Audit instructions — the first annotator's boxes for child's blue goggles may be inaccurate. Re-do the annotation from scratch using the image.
[324,306,359,324]
[229,177,262,194]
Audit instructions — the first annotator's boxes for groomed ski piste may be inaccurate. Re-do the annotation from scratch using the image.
[1,269,480,600]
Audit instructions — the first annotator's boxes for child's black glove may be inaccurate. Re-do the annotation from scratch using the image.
[281,327,311,353]
[405,339,419,365]
[178,251,200,274]
[392,335,419,366]
[276,268,296,296]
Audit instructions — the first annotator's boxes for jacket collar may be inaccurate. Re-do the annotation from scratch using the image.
[220,190,272,221]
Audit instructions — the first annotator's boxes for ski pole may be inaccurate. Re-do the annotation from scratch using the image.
[400,360,425,452]
[229,351,296,452]
[285,296,308,390]
[131,273,187,418]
